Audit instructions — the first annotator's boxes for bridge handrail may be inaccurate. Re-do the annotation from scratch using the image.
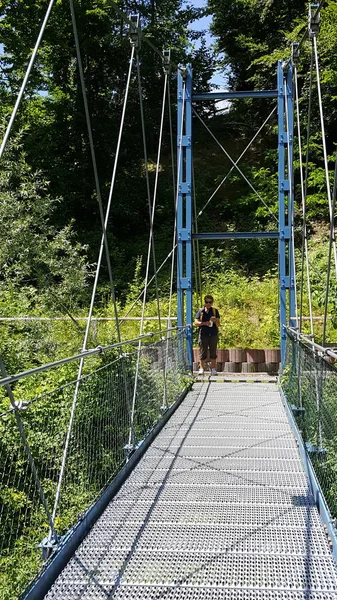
[0,325,189,388]
[286,326,337,361]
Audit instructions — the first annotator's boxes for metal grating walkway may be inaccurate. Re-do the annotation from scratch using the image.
[45,382,337,599]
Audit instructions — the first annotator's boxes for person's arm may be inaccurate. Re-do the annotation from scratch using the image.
[194,311,209,327]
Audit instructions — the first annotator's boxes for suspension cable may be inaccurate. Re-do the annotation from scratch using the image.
[294,61,314,337]
[197,106,277,219]
[136,52,162,334]
[50,42,136,528]
[284,75,298,324]
[192,162,203,306]
[127,50,169,451]
[69,0,121,344]
[323,152,337,344]
[0,0,57,160]
[313,34,337,278]
[119,246,177,325]
[192,107,278,223]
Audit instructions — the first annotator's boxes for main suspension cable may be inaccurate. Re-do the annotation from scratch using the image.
[313,34,337,278]
[128,50,170,449]
[294,61,314,337]
[136,52,162,334]
[192,162,203,307]
[323,152,337,344]
[284,75,298,324]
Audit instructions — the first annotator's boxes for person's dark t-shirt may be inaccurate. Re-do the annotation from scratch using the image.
[195,306,220,336]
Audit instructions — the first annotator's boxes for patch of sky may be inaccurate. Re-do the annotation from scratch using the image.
[187,0,228,110]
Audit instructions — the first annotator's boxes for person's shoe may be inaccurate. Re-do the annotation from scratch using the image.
[198,368,204,376]
[211,368,217,376]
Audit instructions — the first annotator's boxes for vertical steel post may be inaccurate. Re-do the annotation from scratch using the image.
[278,61,287,363]
[177,65,193,368]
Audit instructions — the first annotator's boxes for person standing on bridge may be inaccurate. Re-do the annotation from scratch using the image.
[194,295,220,376]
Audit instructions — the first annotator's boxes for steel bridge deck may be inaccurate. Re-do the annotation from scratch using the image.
[45,382,337,599]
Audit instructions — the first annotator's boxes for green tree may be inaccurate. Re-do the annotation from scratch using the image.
[0,132,89,311]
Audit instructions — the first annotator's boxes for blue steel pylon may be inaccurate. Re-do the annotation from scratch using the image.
[177,62,295,366]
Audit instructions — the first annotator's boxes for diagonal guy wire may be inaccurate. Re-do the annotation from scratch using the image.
[192,107,278,223]
[197,106,277,218]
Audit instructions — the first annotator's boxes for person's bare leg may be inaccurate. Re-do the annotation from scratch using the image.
[210,358,216,369]
[200,359,206,370]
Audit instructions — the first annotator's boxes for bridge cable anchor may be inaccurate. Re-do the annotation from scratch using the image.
[162,49,171,75]
[129,13,141,49]
[308,3,320,39]
[292,42,300,66]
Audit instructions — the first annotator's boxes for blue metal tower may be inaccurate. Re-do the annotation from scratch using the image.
[177,61,295,365]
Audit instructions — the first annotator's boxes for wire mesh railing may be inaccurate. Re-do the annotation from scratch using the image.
[0,327,191,600]
[282,328,337,529]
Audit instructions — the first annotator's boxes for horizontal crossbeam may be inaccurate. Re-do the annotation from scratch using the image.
[192,90,278,101]
[193,231,279,240]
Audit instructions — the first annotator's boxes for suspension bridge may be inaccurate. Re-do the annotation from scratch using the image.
[1,1,337,599]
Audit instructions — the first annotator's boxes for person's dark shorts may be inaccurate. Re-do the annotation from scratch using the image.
[199,334,218,360]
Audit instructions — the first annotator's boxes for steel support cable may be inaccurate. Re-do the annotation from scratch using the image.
[284,77,298,323]
[313,34,337,278]
[69,0,121,345]
[0,357,58,544]
[197,106,277,219]
[118,245,177,326]
[192,107,278,223]
[166,77,179,322]
[49,45,136,530]
[323,152,337,344]
[295,63,314,337]
[145,64,168,406]
[0,0,56,160]
[192,162,202,306]
[310,36,326,446]
[127,57,168,448]
[136,55,162,334]
[162,77,183,405]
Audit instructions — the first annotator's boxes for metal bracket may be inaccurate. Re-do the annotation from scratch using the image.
[178,229,191,241]
[178,182,191,194]
[129,14,141,49]
[291,404,305,417]
[123,443,134,459]
[178,135,192,147]
[179,64,187,80]
[280,226,290,240]
[281,276,290,290]
[162,49,171,75]
[179,277,192,290]
[280,179,290,192]
[309,3,320,39]
[39,534,63,561]
[305,441,327,459]
[292,42,300,65]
